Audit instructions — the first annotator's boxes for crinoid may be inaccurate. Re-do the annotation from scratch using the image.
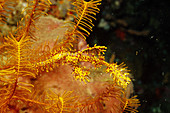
[0,0,140,112]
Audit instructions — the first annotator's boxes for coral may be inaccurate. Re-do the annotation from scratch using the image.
[0,0,140,112]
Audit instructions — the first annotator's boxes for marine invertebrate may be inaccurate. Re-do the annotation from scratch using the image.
[0,0,140,112]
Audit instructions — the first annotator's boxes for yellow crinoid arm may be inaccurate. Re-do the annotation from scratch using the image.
[16,0,51,41]
[66,0,102,40]
[0,0,17,24]
[0,0,51,111]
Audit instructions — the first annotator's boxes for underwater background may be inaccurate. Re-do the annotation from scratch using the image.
[87,0,170,113]
[0,0,169,112]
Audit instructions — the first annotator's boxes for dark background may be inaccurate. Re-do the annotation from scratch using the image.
[87,0,170,112]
